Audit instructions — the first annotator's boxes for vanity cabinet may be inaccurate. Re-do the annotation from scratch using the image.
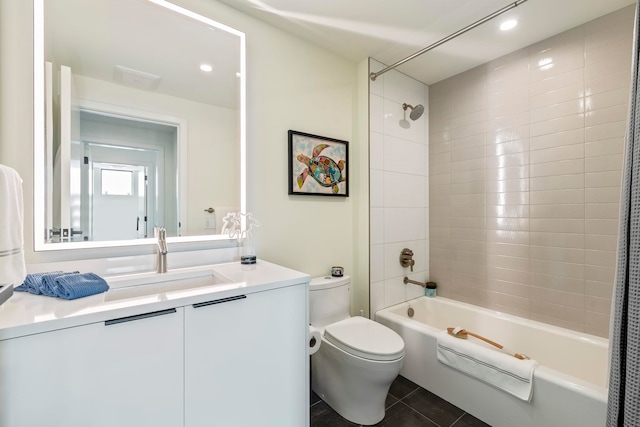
[0,277,309,427]
[0,307,184,427]
[184,284,307,426]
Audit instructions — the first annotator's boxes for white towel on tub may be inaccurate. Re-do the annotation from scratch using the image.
[0,164,26,286]
[436,330,538,402]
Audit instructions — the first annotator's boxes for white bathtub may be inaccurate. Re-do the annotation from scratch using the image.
[376,296,608,427]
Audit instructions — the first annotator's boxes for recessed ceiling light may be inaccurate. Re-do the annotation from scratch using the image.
[200,64,213,72]
[500,19,518,31]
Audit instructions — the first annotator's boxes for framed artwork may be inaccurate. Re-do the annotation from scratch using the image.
[288,130,349,197]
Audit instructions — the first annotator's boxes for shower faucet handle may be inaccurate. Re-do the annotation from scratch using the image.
[399,248,415,272]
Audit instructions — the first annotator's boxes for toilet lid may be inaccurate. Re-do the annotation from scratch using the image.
[324,317,405,361]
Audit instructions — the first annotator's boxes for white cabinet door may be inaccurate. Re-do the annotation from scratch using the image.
[0,307,184,427]
[185,284,307,427]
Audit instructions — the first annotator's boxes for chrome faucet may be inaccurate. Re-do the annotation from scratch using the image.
[154,226,168,274]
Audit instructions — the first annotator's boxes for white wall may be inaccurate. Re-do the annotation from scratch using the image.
[369,59,430,315]
[0,0,365,312]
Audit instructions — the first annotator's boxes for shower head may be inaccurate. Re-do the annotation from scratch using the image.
[403,103,424,121]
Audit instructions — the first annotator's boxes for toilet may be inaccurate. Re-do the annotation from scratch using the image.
[310,275,405,425]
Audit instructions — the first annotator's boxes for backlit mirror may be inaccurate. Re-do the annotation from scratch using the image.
[33,0,246,250]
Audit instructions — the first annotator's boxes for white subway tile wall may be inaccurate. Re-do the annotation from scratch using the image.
[428,6,633,337]
[370,59,429,314]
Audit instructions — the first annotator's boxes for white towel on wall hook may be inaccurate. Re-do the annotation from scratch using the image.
[0,164,26,286]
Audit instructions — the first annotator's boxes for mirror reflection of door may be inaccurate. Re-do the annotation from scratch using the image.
[74,111,178,241]
[92,163,148,240]
[87,148,156,241]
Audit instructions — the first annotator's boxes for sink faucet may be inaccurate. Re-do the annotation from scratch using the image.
[154,226,168,274]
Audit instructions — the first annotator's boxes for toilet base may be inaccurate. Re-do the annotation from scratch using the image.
[311,338,404,425]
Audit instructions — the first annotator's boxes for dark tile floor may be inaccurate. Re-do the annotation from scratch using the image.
[311,375,491,427]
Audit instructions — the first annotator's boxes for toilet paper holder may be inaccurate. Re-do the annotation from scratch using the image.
[309,325,322,355]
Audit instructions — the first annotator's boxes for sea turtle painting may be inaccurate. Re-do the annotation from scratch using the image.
[296,143,346,194]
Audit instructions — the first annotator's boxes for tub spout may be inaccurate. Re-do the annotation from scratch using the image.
[154,226,168,274]
[404,277,426,287]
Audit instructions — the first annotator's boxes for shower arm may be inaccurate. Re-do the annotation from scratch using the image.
[369,0,529,81]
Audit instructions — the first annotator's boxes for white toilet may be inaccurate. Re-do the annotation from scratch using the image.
[310,275,405,425]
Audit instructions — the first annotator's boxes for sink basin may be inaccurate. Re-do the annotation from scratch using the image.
[104,268,233,301]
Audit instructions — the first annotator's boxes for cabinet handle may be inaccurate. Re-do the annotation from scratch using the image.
[192,294,246,309]
[105,308,177,326]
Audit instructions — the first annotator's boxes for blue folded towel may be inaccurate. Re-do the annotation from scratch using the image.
[42,272,78,297]
[15,271,108,300]
[52,273,109,300]
[15,271,64,295]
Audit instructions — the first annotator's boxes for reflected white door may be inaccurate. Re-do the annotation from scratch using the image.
[92,163,147,241]
[84,143,158,241]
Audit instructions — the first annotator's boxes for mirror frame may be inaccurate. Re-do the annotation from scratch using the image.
[33,0,246,251]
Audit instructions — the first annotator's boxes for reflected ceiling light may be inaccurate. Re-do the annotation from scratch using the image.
[200,64,213,72]
[538,57,552,67]
[500,19,518,31]
[538,57,553,71]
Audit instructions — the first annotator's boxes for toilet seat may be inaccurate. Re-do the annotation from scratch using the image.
[324,317,404,361]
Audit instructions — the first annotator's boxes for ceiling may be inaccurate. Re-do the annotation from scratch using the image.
[44,0,242,109]
[216,0,635,84]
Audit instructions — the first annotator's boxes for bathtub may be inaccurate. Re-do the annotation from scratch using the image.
[376,297,608,427]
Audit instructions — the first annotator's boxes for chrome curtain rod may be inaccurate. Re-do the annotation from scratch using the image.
[369,0,529,81]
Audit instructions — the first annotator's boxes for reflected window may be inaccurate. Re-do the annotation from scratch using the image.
[101,169,133,196]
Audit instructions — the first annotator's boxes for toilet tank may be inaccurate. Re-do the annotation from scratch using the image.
[309,276,351,327]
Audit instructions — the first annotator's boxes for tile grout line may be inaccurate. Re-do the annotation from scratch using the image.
[397,386,421,402]
[396,386,447,427]
[398,386,471,427]
[449,412,466,427]
[385,398,402,412]
[310,397,323,408]
[397,400,443,427]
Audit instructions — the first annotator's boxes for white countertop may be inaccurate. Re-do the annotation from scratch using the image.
[0,260,309,340]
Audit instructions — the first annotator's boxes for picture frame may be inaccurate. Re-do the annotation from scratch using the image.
[288,130,349,197]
